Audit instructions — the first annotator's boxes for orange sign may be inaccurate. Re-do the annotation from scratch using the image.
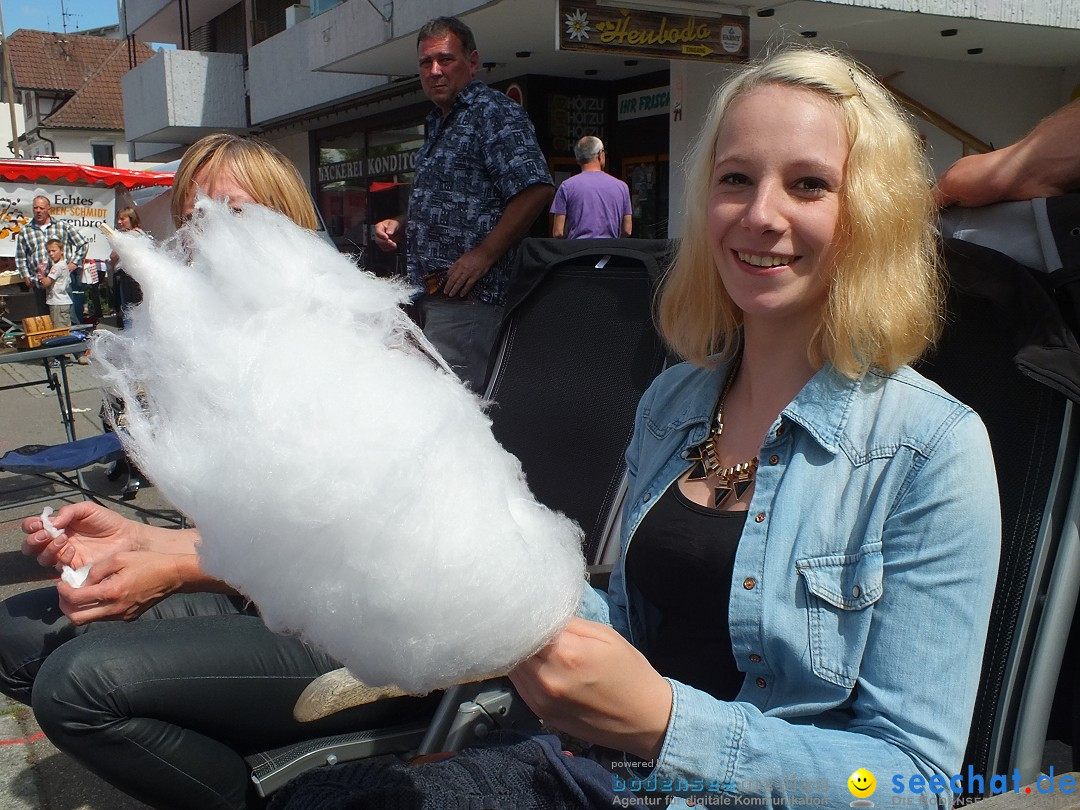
[558,1,748,63]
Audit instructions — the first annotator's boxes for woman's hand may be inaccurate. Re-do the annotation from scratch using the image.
[509,617,673,761]
[56,550,190,624]
[21,501,144,571]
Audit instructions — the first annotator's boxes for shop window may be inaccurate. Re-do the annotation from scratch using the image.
[316,122,424,275]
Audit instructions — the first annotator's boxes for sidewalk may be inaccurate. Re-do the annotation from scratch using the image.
[0,335,174,809]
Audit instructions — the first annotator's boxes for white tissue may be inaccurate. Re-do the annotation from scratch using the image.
[91,199,585,694]
[60,564,91,588]
[41,507,90,589]
[40,506,62,538]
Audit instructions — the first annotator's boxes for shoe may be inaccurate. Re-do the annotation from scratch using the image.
[78,355,90,365]
[122,478,140,500]
[106,457,129,482]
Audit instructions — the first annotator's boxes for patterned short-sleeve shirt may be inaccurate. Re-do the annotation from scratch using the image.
[406,80,552,307]
[14,218,89,280]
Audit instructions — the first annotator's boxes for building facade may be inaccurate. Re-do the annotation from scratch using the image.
[119,0,1080,259]
[3,28,157,167]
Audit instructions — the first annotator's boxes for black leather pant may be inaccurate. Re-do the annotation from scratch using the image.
[0,588,437,809]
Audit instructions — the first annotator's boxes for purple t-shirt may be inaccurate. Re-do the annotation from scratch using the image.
[550,170,632,239]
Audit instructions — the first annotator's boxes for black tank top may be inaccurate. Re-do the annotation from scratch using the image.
[624,481,746,701]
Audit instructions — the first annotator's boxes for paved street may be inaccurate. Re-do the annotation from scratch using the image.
[0,334,175,810]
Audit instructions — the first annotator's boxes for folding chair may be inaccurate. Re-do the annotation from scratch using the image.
[245,237,673,797]
[0,431,187,526]
[917,193,1080,792]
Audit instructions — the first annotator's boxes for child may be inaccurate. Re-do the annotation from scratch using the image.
[37,239,89,364]
[37,239,72,329]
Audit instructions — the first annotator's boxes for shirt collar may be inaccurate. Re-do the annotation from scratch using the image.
[782,365,862,455]
[426,79,485,126]
[669,360,861,457]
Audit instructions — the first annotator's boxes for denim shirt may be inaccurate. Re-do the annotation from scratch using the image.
[407,80,552,307]
[580,359,1000,809]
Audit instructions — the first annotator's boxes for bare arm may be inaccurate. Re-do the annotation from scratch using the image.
[22,502,238,625]
[936,98,1080,207]
[443,183,554,298]
[620,214,633,238]
[551,213,567,239]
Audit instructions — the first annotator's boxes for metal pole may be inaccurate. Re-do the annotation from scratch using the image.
[0,0,21,157]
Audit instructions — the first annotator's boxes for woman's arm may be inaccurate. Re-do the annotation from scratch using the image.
[23,502,237,624]
[936,98,1080,207]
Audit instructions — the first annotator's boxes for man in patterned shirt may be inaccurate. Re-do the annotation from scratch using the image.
[375,16,553,392]
[16,196,90,317]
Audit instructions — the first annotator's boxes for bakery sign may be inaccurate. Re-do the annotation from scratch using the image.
[557,0,748,63]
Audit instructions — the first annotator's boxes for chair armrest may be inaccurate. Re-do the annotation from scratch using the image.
[586,563,613,591]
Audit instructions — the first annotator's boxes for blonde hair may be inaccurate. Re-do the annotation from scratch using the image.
[171,133,318,231]
[116,206,141,229]
[660,45,941,377]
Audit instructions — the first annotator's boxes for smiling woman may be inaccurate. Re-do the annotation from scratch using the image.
[273,43,1001,810]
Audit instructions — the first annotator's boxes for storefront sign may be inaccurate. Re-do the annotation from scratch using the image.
[558,0,748,63]
[549,93,607,153]
[0,185,115,260]
[318,148,420,184]
[617,86,670,121]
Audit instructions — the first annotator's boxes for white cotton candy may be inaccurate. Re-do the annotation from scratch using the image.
[91,199,585,694]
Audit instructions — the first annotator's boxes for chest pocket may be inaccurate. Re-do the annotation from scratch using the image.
[795,543,883,689]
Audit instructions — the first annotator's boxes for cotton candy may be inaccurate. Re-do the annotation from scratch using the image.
[91,199,585,694]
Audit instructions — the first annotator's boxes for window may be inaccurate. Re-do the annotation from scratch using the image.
[91,143,115,167]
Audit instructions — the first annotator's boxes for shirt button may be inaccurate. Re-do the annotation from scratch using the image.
[852,585,862,598]
[743,577,756,590]
[769,455,779,465]
[642,493,651,503]
[754,512,765,523]
[749,654,761,663]
[756,677,767,688]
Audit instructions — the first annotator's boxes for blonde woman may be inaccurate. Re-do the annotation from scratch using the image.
[276,46,1001,810]
[508,45,1000,808]
[1,133,434,810]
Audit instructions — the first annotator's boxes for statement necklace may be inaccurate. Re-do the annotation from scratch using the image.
[685,358,759,509]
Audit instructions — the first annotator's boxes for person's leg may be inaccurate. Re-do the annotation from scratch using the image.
[88,280,103,319]
[49,304,71,328]
[31,611,438,810]
[0,588,252,705]
[417,298,504,393]
[33,283,48,316]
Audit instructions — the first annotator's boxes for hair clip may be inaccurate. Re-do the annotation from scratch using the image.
[848,68,868,104]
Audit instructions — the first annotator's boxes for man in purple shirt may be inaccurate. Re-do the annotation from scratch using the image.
[550,136,632,239]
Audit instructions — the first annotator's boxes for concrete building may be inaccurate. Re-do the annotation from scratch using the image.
[2,28,157,167]
[119,0,1080,260]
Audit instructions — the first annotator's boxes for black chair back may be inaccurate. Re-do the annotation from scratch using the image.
[486,238,673,563]
[916,194,1080,788]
